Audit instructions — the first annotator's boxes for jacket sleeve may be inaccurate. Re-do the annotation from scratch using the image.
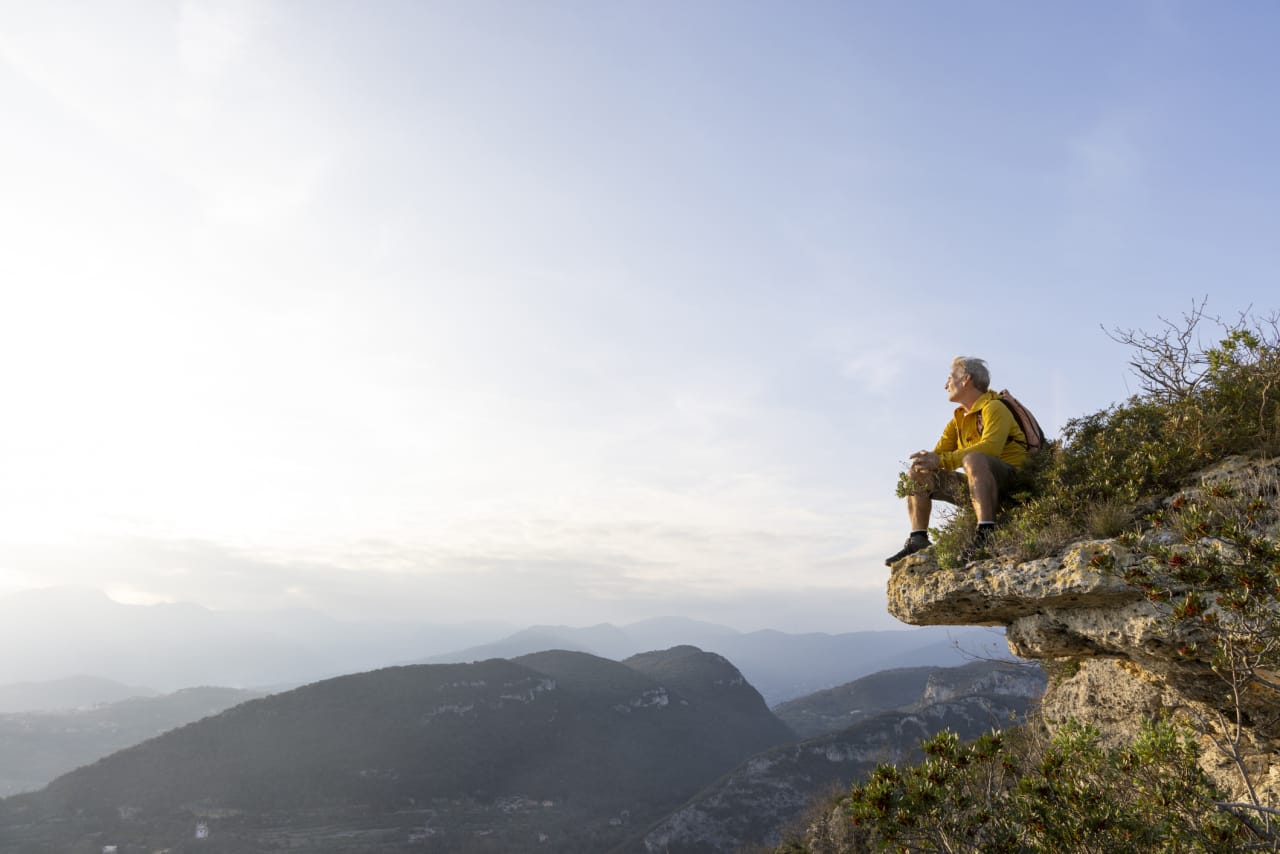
[936,400,1013,470]
[933,419,959,462]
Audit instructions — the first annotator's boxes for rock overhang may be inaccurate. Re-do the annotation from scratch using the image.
[887,540,1145,628]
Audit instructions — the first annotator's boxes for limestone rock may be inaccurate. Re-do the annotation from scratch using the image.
[887,539,1144,627]
[885,486,1280,803]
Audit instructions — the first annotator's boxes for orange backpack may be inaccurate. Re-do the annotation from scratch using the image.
[995,390,1046,453]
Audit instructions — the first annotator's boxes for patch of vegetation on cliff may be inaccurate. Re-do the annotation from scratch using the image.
[933,302,1280,567]
[844,719,1243,853]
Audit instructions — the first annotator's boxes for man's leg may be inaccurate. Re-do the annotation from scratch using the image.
[963,453,1000,523]
[908,492,932,531]
[886,473,962,566]
[959,454,1017,561]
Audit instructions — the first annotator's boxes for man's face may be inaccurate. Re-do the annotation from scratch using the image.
[945,367,968,402]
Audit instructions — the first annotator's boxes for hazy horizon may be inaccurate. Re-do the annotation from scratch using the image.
[0,583,1005,701]
[3,3,1280,637]
[0,581,904,636]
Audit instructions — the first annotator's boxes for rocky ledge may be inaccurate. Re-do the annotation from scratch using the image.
[887,462,1280,802]
[888,540,1198,670]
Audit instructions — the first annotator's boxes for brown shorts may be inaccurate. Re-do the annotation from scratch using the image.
[925,454,1020,506]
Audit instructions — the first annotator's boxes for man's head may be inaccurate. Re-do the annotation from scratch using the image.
[946,356,989,405]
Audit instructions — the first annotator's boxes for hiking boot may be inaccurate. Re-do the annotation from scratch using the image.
[958,525,996,564]
[885,532,931,566]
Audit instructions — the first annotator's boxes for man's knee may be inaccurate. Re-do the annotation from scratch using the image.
[963,453,996,480]
[965,454,1019,502]
[964,454,1004,501]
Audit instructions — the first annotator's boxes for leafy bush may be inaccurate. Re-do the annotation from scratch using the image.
[843,720,1244,853]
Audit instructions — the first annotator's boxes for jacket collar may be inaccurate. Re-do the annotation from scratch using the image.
[957,389,998,417]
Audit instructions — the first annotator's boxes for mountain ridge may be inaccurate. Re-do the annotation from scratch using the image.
[428,624,1010,705]
[0,587,987,705]
[0,646,793,852]
[0,675,158,713]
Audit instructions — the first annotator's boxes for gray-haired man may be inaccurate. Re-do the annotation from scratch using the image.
[886,357,1029,566]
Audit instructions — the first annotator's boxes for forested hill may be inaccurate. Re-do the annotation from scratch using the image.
[0,647,792,853]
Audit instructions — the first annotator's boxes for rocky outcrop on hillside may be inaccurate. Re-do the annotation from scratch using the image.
[886,461,1280,803]
[772,660,1033,741]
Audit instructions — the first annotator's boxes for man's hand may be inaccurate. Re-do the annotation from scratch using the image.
[907,450,940,483]
[910,450,940,469]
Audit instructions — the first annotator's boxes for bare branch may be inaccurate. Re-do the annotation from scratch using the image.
[1104,296,1213,402]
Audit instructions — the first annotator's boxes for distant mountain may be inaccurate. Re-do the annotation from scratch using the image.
[0,587,1005,708]
[621,617,740,647]
[629,661,1047,853]
[0,686,262,797]
[0,676,157,713]
[0,587,512,690]
[0,647,793,853]
[623,646,795,751]
[773,660,1041,739]
[712,627,1011,704]
[424,626,601,663]
[772,665,941,739]
[430,622,1011,704]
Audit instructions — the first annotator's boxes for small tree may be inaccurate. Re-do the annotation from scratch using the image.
[1104,297,1213,405]
[848,729,1020,853]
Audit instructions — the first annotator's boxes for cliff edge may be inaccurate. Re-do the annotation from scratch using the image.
[887,458,1280,803]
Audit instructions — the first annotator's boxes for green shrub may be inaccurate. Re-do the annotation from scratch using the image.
[930,505,976,569]
[846,719,1245,852]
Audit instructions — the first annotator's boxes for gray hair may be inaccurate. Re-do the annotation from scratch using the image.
[952,356,990,392]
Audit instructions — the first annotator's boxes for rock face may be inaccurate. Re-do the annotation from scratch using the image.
[887,518,1280,802]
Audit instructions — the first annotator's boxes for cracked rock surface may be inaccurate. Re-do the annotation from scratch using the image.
[887,515,1280,801]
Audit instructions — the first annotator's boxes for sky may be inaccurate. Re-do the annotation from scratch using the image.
[1,1,1279,634]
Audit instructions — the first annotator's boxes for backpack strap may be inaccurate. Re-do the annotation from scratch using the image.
[996,397,1029,448]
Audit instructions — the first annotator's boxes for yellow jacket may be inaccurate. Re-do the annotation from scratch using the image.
[934,390,1029,471]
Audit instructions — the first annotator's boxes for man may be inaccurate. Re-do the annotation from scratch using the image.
[885,356,1029,566]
